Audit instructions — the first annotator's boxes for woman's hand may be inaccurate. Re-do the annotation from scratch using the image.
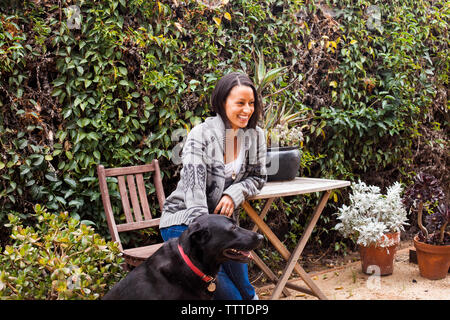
[214,195,235,217]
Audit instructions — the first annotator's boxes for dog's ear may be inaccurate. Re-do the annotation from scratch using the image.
[188,220,210,245]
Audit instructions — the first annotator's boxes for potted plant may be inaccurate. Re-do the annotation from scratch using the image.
[253,51,307,181]
[402,172,449,280]
[334,181,409,275]
[264,104,307,181]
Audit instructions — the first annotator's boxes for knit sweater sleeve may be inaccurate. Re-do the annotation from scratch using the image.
[179,126,210,216]
[222,127,267,207]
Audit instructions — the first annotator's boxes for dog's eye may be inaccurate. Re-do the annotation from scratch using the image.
[230,224,237,231]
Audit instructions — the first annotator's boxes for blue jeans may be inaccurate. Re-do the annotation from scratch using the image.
[160,225,256,300]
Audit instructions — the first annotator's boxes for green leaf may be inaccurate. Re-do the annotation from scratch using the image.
[87,132,100,141]
[53,78,66,87]
[33,155,44,166]
[55,196,67,205]
[260,66,287,91]
[256,50,266,85]
[118,67,127,76]
[85,79,92,88]
[77,118,90,127]
[18,139,28,149]
[64,177,77,188]
[62,108,72,119]
[20,166,30,176]
[45,173,58,182]
[69,199,84,208]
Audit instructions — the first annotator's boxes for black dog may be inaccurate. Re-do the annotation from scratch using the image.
[102,214,263,300]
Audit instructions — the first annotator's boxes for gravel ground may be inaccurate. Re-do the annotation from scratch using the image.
[256,246,450,300]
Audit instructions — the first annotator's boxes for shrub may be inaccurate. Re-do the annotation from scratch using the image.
[0,204,125,300]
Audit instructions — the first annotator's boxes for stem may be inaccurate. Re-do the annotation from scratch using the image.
[439,221,448,243]
[6,281,18,294]
[417,201,429,239]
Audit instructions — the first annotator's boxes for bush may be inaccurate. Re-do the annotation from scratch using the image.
[0,204,125,300]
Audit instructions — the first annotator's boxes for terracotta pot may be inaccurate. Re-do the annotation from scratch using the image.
[413,234,450,280]
[359,232,400,276]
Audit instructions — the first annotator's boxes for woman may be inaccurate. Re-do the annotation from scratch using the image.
[159,72,267,300]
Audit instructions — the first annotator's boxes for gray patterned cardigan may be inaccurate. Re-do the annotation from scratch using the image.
[159,115,267,229]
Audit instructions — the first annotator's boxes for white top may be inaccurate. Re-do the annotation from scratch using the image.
[224,142,245,179]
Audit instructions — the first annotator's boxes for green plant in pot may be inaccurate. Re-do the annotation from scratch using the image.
[403,172,449,280]
[334,181,409,275]
[253,51,307,181]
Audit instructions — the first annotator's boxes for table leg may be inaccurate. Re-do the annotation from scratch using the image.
[242,191,331,300]
[271,191,331,300]
[251,198,274,232]
[249,198,290,297]
[242,201,291,261]
[250,250,291,297]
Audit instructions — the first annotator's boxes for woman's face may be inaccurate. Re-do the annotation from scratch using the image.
[224,85,255,130]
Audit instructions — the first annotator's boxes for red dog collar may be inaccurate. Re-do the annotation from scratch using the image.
[177,243,214,283]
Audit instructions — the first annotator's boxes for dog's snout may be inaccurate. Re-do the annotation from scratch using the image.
[256,233,264,242]
[253,232,264,246]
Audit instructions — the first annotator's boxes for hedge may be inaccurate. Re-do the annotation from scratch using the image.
[0,0,448,253]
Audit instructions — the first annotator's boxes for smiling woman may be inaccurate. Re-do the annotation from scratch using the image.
[210,72,262,131]
[224,85,255,130]
[159,72,267,300]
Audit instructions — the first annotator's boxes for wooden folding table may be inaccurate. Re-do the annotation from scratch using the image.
[242,177,350,300]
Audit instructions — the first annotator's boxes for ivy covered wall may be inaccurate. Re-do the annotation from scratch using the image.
[0,0,448,251]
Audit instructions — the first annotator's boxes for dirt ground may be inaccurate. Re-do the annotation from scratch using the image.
[255,241,450,300]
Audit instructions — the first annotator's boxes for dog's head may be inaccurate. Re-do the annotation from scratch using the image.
[180,214,263,265]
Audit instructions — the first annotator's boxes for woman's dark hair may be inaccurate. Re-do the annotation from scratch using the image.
[210,72,262,129]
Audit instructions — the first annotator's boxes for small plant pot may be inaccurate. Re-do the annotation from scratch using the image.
[266,146,301,182]
[413,234,450,280]
[358,232,400,276]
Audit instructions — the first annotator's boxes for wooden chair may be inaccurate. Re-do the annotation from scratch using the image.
[97,159,166,269]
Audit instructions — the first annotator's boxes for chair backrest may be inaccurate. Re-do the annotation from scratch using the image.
[97,159,165,251]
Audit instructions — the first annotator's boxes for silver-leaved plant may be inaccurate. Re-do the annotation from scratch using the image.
[334,181,408,247]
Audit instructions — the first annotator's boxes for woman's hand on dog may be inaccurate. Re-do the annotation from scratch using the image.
[214,195,234,217]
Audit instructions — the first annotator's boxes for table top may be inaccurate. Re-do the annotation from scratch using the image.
[248,177,351,200]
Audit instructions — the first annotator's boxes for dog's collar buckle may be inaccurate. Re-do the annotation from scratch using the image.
[207,281,216,292]
[177,243,216,291]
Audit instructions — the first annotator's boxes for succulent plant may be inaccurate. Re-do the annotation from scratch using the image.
[253,50,309,148]
[402,172,447,245]
[402,172,445,208]
[425,203,450,244]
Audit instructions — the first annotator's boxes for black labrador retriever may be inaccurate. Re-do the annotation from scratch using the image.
[102,214,263,300]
